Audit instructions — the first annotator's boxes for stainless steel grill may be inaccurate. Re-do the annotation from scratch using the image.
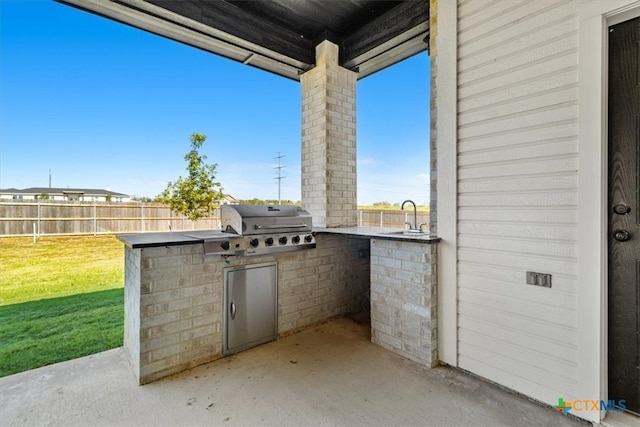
[204,205,315,256]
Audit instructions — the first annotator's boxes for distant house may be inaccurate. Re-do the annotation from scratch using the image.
[220,194,238,205]
[0,187,130,203]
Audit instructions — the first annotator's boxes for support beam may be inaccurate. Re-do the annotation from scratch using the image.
[342,1,429,71]
[146,0,314,65]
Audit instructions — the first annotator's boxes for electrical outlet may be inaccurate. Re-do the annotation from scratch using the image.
[526,271,552,288]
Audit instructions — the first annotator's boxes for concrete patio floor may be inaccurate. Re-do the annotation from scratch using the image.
[1,317,589,427]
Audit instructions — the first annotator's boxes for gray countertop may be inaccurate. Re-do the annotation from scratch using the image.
[117,230,228,248]
[118,227,439,249]
[313,226,440,243]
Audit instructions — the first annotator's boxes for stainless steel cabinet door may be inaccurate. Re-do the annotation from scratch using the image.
[224,263,277,354]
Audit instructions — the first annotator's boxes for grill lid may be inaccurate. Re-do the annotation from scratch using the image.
[221,205,313,235]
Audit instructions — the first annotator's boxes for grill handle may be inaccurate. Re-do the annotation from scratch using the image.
[254,224,308,230]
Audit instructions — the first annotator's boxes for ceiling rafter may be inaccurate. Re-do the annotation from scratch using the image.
[56,0,430,80]
[144,0,315,64]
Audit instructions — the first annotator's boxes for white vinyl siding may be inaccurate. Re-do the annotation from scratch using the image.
[456,0,579,404]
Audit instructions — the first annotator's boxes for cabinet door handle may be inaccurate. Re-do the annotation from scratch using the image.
[230,300,236,320]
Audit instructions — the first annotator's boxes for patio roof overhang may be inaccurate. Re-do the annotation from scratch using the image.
[56,0,429,80]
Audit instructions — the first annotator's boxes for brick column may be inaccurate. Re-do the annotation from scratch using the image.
[301,41,357,228]
[429,0,438,235]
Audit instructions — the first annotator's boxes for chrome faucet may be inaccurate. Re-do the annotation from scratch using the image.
[401,200,417,230]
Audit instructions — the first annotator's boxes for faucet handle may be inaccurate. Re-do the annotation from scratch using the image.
[418,223,428,232]
[404,221,414,230]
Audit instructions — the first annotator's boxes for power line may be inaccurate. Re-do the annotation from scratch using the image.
[274,152,286,204]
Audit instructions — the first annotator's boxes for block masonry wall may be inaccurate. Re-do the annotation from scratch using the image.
[370,238,438,367]
[123,245,141,381]
[278,234,370,332]
[301,41,357,227]
[124,234,370,384]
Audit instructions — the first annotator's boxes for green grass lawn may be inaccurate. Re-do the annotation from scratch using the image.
[0,235,124,377]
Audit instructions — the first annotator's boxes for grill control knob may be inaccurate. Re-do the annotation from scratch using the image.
[279,236,288,245]
[265,237,274,246]
[220,241,230,251]
[250,238,259,248]
[304,234,313,243]
[292,235,301,244]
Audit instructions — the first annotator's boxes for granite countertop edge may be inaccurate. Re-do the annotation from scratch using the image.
[117,232,204,249]
[118,227,440,249]
[313,226,440,243]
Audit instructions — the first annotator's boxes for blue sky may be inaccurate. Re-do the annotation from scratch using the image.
[0,0,430,205]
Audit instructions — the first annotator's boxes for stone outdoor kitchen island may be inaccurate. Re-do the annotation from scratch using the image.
[118,228,438,384]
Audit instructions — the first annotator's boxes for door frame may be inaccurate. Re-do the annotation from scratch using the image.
[577,1,640,422]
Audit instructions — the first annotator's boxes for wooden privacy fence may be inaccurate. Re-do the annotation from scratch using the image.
[0,202,430,236]
[0,201,219,236]
[357,209,430,229]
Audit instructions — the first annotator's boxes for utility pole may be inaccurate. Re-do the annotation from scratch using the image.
[274,152,286,204]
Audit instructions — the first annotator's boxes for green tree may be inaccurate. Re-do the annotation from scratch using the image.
[159,133,224,221]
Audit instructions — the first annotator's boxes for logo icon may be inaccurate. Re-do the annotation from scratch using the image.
[555,398,572,415]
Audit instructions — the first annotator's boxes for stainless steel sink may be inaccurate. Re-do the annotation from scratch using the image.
[380,230,430,236]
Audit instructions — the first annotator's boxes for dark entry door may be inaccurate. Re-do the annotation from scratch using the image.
[608,16,640,415]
